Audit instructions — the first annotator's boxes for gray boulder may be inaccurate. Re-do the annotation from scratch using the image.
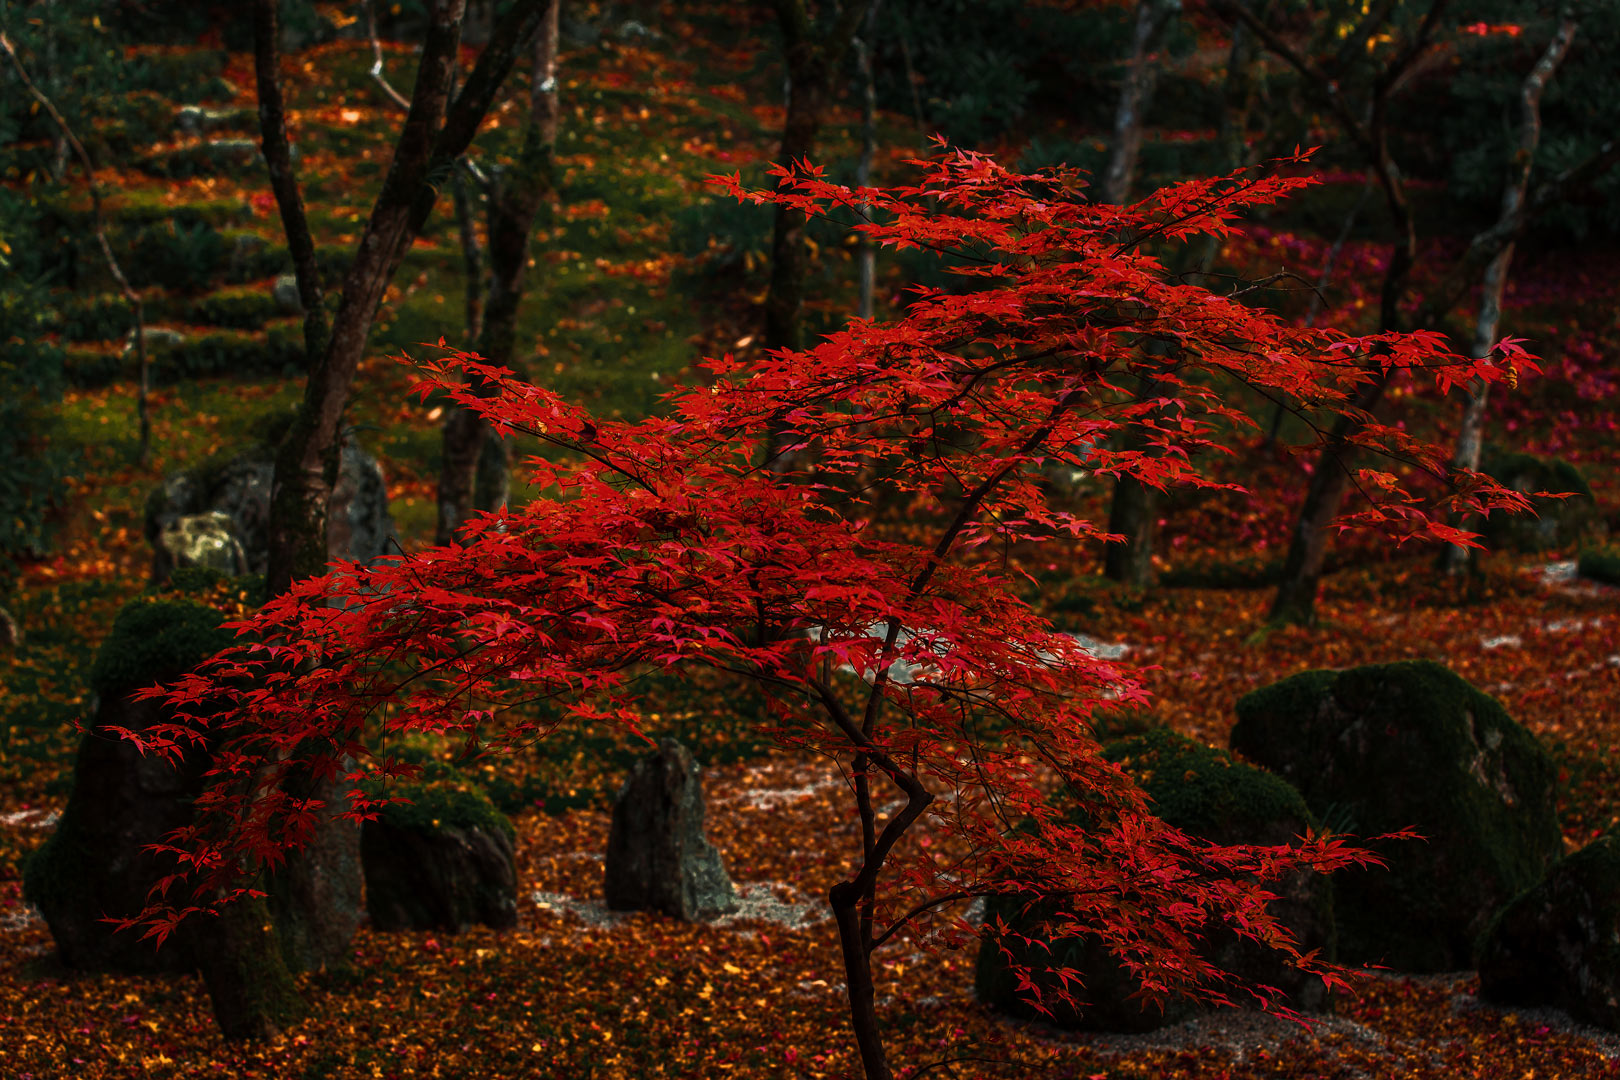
[604,739,738,921]
[1231,660,1561,972]
[1479,832,1620,1031]
[361,783,518,933]
[174,105,255,137]
[144,432,396,583]
[0,605,20,648]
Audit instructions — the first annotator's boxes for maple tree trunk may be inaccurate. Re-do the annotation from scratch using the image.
[438,0,560,543]
[830,881,893,1080]
[1099,0,1179,206]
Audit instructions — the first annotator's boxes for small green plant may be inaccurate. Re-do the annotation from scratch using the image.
[130,217,227,293]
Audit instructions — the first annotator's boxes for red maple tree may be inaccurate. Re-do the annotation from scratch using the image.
[119,147,1534,1079]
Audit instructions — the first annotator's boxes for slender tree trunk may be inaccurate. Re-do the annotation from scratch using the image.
[1440,11,1576,573]
[437,0,560,543]
[1099,0,1180,206]
[763,0,874,472]
[452,166,485,342]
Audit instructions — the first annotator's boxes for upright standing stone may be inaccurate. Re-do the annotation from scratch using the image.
[604,739,738,921]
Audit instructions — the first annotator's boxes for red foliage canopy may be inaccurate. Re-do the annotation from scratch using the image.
[119,147,1533,1041]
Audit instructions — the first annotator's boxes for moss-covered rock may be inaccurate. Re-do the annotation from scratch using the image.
[1577,546,1620,587]
[1478,833,1620,1031]
[361,779,519,933]
[1231,660,1561,971]
[1479,448,1595,553]
[975,730,1334,1031]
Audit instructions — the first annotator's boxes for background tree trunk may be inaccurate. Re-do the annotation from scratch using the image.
[437,0,560,543]
[1099,0,1180,206]
[1440,11,1577,573]
[853,1,880,321]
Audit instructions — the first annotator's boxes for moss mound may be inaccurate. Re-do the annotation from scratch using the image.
[975,730,1332,1031]
[85,567,261,698]
[1479,833,1620,1031]
[1479,448,1595,553]
[1232,659,1561,971]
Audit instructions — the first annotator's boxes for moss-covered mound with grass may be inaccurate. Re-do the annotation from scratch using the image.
[1479,832,1620,1031]
[975,729,1333,1032]
[1231,659,1561,972]
[360,777,519,933]
[1479,448,1596,553]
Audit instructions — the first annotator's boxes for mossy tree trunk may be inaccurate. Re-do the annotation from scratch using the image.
[211,0,553,1042]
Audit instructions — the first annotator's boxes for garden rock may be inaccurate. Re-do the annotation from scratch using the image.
[272,273,302,314]
[24,587,243,973]
[976,729,1334,1032]
[0,605,20,648]
[123,327,186,357]
[152,511,250,581]
[1231,659,1561,972]
[144,433,396,582]
[1478,832,1620,1031]
[603,739,738,921]
[361,782,519,932]
[173,105,254,136]
[1479,448,1595,552]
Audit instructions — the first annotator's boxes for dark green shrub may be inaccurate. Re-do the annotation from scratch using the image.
[188,288,283,330]
[129,217,227,293]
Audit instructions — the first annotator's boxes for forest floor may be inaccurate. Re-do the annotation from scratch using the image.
[3,2,1620,1077]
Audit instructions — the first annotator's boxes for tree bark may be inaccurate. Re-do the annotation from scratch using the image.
[1099,0,1180,206]
[1103,467,1157,587]
[1440,11,1577,573]
[437,0,560,544]
[765,0,873,353]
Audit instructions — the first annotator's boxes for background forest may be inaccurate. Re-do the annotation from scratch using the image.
[1,0,1619,1078]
